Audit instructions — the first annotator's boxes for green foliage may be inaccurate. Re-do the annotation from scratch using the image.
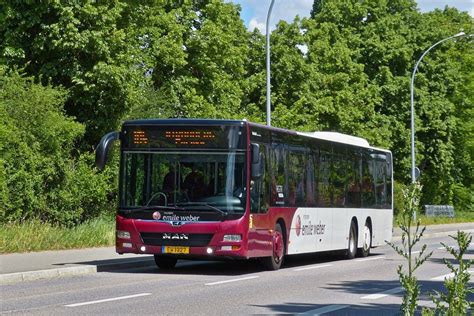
[0,68,115,226]
[387,182,433,315]
[1,1,142,146]
[429,231,474,315]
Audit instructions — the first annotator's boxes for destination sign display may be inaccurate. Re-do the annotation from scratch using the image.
[124,125,244,149]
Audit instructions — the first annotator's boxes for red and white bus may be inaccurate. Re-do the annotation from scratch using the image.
[96,119,393,270]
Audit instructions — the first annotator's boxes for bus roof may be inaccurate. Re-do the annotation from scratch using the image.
[298,131,370,148]
[122,119,390,153]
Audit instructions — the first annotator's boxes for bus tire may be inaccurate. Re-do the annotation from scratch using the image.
[345,222,357,259]
[154,255,177,269]
[261,223,285,270]
[357,222,371,257]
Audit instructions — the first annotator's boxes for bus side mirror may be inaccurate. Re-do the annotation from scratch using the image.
[251,143,263,179]
[95,131,120,170]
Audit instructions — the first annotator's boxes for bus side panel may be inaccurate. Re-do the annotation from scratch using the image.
[247,207,296,258]
[287,207,333,255]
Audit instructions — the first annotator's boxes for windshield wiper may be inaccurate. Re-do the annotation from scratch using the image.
[174,202,228,217]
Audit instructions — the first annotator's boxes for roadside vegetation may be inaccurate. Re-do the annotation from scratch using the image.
[1,1,472,251]
[1,216,114,253]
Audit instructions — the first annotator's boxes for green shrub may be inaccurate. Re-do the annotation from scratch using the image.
[394,180,407,216]
[1,67,117,226]
[452,184,473,212]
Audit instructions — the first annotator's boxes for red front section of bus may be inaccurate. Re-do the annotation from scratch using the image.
[115,207,298,259]
[115,214,252,258]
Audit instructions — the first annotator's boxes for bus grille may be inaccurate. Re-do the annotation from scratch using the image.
[140,232,213,247]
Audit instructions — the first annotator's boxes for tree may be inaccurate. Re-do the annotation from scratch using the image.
[1,2,141,147]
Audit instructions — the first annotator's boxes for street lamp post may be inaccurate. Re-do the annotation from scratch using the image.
[410,31,465,183]
[266,0,275,126]
[410,31,465,220]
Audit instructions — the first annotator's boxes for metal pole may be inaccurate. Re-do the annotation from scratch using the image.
[410,31,465,220]
[266,0,275,126]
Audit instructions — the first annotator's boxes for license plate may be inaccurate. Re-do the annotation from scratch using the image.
[162,246,189,254]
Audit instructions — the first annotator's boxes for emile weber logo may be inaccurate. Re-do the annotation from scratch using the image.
[295,215,325,237]
[152,211,200,222]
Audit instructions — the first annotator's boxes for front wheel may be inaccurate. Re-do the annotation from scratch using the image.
[261,223,285,270]
[154,255,177,270]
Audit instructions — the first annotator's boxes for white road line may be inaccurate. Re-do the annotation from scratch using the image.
[437,246,445,250]
[293,264,332,272]
[411,251,420,254]
[65,293,152,307]
[361,287,403,300]
[299,304,349,315]
[205,276,259,286]
[431,270,474,281]
[355,256,385,262]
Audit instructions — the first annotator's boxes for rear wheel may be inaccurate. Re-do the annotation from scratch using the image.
[357,223,372,257]
[345,222,357,259]
[261,223,285,270]
[154,255,177,269]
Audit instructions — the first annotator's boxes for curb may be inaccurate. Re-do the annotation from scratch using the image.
[1,258,155,285]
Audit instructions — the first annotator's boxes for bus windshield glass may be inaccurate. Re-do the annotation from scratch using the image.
[121,151,246,214]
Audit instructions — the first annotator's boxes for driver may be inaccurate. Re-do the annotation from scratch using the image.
[184,165,207,200]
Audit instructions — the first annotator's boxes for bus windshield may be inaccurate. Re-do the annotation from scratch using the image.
[121,151,246,214]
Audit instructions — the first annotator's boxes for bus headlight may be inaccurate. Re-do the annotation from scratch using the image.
[223,234,241,242]
[117,230,131,239]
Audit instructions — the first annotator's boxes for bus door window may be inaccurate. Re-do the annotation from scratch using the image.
[250,143,270,214]
[270,142,286,206]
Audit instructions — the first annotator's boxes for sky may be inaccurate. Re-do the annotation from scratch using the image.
[228,0,474,33]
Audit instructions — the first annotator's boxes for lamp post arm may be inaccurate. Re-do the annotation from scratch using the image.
[409,32,465,183]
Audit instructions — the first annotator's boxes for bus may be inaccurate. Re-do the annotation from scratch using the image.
[96,119,393,270]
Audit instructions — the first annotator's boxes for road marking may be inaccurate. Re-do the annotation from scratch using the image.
[65,293,151,307]
[205,276,259,286]
[355,256,385,262]
[299,304,349,315]
[361,287,403,299]
[411,251,420,254]
[293,264,332,272]
[431,270,473,281]
[437,246,445,250]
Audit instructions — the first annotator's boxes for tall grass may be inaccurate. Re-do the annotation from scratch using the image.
[1,216,115,253]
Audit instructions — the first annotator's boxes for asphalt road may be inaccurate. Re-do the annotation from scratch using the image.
[2,234,473,315]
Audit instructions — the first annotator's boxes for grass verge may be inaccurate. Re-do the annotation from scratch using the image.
[395,211,474,226]
[1,216,115,254]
